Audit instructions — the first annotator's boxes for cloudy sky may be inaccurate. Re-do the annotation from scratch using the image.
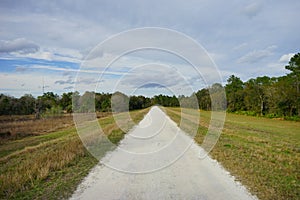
[0,0,299,97]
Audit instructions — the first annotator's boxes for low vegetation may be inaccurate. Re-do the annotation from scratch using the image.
[0,108,149,199]
[165,107,300,200]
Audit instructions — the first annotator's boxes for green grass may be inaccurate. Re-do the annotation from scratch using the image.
[0,108,149,199]
[165,107,300,200]
[108,130,125,144]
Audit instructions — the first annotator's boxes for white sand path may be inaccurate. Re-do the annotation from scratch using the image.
[71,106,257,200]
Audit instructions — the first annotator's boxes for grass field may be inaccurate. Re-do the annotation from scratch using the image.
[0,108,149,199]
[1,107,299,199]
[165,107,300,200]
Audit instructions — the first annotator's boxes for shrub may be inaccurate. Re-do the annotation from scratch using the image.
[42,106,63,118]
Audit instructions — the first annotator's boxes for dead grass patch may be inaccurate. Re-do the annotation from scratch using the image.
[0,108,149,199]
[0,112,111,141]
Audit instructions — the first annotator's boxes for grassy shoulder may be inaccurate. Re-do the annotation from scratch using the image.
[0,108,149,199]
[165,107,300,200]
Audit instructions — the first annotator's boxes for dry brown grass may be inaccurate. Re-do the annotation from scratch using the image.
[0,115,73,140]
[0,108,148,199]
[0,112,111,141]
[0,135,85,197]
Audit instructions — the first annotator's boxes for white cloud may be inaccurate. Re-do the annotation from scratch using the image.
[237,45,277,64]
[120,64,184,88]
[279,53,295,63]
[10,47,83,63]
[55,76,101,85]
[0,38,39,54]
[17,64,123,76]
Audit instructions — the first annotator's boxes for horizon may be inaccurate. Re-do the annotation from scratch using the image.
[0,68,293,98]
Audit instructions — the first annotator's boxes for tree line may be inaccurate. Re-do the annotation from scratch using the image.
[0,53,299,119]
[224,52,300,119]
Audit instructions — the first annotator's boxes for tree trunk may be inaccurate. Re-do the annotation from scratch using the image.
[297,76,300,116]
[260,95,264,116]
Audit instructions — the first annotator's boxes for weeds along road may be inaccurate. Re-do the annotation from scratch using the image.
[71,106,257,200]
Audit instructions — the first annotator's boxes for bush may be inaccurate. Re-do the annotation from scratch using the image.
[265,113,280,119]
[233,110,258,116]
[284,116,300,121]
[42,106,63,118]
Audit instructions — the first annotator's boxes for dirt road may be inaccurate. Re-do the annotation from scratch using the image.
[71,106,257,200]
